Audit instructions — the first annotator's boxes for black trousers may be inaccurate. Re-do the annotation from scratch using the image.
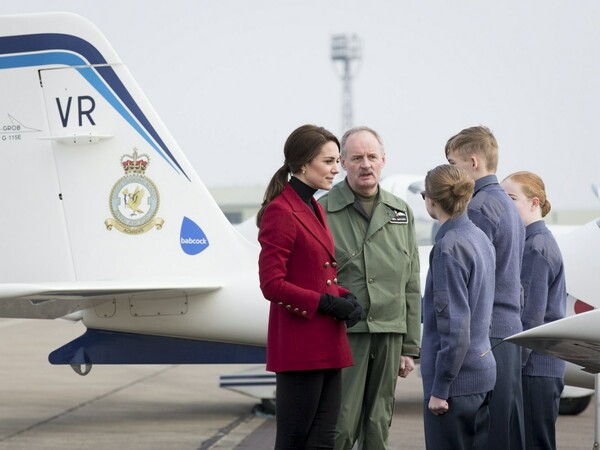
[275,369,342,450]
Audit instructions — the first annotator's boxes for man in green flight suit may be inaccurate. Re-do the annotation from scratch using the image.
[318,126,421,450]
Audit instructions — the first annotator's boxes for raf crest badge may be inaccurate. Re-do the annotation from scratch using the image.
[105,149,164,234]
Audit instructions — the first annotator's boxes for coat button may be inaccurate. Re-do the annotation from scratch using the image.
[332,262,338,267]
[293,308,299,314]
[324,262,330,268]
[286,305,292,310]
[326,280,332,286]
[302,311,307,317]
[333,278,338,284]
[368,278,374,284]
[278,302,283,306]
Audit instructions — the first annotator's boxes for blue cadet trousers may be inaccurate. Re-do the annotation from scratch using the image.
[522,375,563,450]
[487,339,526,450]
[423,391,492,450]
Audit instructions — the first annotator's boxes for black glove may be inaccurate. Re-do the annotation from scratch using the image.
[318,294,355,321]
[342,292,363,328]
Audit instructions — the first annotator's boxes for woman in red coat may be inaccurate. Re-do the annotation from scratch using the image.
[257,124,362,449]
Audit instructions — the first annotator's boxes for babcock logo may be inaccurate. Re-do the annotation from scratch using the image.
[180,216,209,255]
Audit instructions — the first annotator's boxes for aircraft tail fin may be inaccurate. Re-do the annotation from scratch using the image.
[0,12,258,288]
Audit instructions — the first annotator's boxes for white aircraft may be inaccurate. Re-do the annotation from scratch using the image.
[0,12,269,373]
[0,11,598,423]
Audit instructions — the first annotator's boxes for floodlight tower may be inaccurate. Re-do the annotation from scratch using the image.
[331,34,362,133]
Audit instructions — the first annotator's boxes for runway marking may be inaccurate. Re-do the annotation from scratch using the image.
[198,413,255,450]
[0,365,178,443]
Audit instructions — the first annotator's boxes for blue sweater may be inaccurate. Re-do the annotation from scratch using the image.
[421,214,497,400]
[521,220,567,378]
[468,175,525,338]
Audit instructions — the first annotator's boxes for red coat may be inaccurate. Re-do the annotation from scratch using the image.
[258,183,353,372]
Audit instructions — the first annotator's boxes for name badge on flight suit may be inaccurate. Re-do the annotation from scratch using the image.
[389,209,408,224]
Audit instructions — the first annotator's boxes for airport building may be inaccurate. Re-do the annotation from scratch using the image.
[209,185,265,224]
[208,185,600,229]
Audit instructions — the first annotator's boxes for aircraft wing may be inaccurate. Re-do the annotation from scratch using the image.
[506,309,600,374]
[0,282,221,320]
[557,219,600,306]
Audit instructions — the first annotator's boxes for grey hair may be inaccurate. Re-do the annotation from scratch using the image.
[340,126,384,157]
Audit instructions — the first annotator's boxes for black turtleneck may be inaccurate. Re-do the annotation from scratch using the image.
[290,176,317,214]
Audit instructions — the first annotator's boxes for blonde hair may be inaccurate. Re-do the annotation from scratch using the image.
[425,164,474,219]
[503,171,551,217]
[445,125,498,172]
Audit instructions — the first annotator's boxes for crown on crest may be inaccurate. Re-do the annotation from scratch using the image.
[121,148,150,175]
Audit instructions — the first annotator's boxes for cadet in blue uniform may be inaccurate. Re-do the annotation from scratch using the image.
[502,171,566,450]
[445,126,526,450]
[421,164,496,450]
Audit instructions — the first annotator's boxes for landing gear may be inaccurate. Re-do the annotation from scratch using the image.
[70,363,92,376]
[252,398,276,416]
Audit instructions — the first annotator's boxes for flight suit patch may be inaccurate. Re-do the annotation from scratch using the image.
[389,210,408,224]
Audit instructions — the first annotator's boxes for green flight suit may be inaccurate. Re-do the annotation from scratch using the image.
[318,179,421,450]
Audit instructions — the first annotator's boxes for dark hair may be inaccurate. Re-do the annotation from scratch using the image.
[444,125,499,172]
[424,164,474,218]
[256,124,340,227]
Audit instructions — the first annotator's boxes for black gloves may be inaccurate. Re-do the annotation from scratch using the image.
[318,293,354,319]
[341,292,363,328]
[318,293,363,328]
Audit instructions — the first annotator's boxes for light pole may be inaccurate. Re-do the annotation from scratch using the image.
[331,34,362,133]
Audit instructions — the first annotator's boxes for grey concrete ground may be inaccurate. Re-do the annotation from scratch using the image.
[0,318,595,449]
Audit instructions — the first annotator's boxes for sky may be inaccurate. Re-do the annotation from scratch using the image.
[4,0,600,211]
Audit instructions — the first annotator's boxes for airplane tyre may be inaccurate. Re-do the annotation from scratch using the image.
[559,394,592,415]
[252,398,276,416]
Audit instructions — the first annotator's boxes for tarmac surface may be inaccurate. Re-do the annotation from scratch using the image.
[0,318,595,449]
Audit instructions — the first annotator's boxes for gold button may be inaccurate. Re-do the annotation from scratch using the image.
[286,305,292,310]
[293,308,299,314]
[278,302,283,306]
[332,262,338,267]
[326,280,332,286]
[333,278,338,284]
[302,311,307,317]
[324,262,330,268]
